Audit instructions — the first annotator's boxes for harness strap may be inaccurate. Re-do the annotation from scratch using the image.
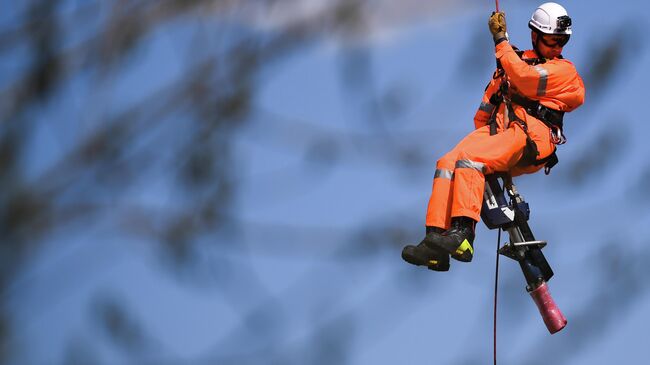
[509,94,564,127]
[507,100,560,174]
[504,100,539,164]
[536,149,559,175]
[509,94,567,145]
[484,50,564,173]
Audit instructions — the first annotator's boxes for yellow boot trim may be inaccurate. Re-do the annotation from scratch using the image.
[455,239,474,256]
[428,259,439,265]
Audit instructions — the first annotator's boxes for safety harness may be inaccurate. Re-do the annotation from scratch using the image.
[486,50,566,174]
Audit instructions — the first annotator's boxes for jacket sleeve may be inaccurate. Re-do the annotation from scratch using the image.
[495,41,585,112]
[473,74,501,129]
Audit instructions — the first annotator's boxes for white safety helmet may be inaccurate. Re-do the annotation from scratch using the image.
[528,2,572,35]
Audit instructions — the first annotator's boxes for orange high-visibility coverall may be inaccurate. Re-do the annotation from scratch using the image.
[425,41,585,229]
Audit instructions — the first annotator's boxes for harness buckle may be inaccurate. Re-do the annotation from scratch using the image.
[536,104,549,121]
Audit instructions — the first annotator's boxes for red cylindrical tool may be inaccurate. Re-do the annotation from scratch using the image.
[529,282,567,334]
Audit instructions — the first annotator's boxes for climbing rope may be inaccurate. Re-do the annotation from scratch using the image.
[493,228,502,365]
[493,1,502,360]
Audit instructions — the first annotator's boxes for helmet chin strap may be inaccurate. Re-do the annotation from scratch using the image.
[532,32,542,58]
[532,31,555,60]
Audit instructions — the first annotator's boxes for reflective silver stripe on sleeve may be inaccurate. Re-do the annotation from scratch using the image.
[455,159,485,173]
[478,101,495,113]
[534,65,548,96]
[434,169,454,180]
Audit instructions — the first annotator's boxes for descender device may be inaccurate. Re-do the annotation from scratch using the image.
[482,173,567,334]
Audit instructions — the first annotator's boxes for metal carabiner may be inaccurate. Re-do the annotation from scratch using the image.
[550,126,566,145]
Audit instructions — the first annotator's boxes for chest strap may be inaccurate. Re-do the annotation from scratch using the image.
[509,93,566,145]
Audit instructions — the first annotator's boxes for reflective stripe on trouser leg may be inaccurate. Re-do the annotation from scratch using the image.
[451,158,486,222]
[455,159,486,172]
[426,167,454,230]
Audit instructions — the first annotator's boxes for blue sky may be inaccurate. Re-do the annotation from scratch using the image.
[6,1,650,364]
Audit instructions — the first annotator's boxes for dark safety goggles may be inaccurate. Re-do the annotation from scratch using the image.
[539,34,570,48]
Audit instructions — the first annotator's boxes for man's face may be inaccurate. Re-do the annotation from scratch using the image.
[533,32,570,59]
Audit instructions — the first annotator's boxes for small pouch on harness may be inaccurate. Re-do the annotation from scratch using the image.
[516,136,540,168]
[535,149,559,175]
[518,140,559,175]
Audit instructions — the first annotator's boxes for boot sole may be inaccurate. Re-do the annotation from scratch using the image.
[401,246,450,271]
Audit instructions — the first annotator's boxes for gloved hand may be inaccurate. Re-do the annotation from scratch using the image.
[489,12,507,44]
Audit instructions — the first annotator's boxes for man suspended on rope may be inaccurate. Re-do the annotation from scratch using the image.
[402,2,585,271]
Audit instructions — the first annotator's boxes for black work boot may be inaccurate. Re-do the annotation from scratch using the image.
[424,217,475,262]
[401,227,450,271]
